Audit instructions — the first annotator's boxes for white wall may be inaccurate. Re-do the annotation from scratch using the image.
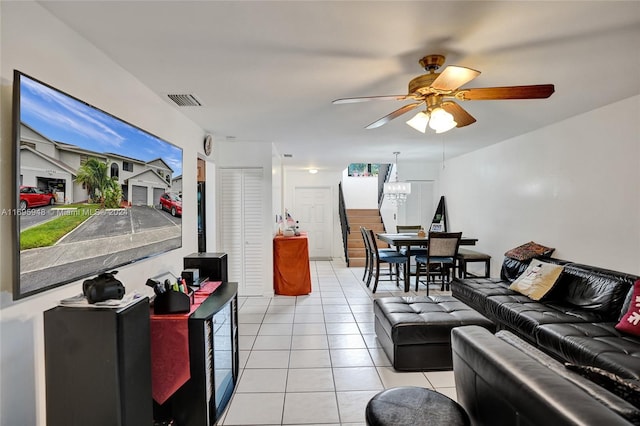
[0,3,204,425]
[440,95,640,276]
[341,171,378,209]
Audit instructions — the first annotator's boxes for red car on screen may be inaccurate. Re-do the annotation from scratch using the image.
[19,186,55,209]
[159,192,182,216]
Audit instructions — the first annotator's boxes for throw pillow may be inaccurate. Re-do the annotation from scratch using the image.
[504,241,555,262]
[509,260,564,300]
[615,279,640,336]
[565,363,640,409]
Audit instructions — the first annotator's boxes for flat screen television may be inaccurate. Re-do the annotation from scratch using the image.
[11,70,183,300]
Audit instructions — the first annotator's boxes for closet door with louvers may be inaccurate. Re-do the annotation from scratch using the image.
[219,168,264,296]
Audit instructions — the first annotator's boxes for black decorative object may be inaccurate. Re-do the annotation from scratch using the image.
[153,290,191,315]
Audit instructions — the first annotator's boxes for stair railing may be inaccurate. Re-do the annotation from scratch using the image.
[378,163,392,208]
[338,182,350,265]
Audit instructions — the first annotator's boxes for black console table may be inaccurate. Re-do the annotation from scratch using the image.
[171,281,239,425]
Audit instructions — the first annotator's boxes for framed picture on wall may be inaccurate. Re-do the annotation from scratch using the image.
[430,223,444,232]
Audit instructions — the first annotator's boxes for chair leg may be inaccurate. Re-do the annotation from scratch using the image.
[425,264,430,297]
[362,252,369,281]
[394,263,400,288]
[415,262,421,291]
[372,261,380,293]
[366,257,374,288]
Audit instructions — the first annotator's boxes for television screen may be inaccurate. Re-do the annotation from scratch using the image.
[12,70,183,299]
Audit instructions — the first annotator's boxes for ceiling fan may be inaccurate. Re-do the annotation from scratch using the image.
[333,54,555,133]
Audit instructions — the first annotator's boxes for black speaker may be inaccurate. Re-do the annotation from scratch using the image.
[183,252,228,282]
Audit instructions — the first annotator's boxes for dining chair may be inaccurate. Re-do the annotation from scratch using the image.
[364,228,408,293]
[395,224,427,280]
[415,232,462,295]
[360,226,372,282]
[360,226,395,283]
[396,224,422,233]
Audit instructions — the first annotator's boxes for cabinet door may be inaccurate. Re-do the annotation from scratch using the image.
[219,168,264,296]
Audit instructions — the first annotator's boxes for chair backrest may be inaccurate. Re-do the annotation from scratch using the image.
[365,228,381,255]
[428,232,462,258]
[360,226,371,253]
[396,225,422,233]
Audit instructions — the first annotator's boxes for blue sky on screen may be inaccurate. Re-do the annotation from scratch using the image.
[20,74,183,176]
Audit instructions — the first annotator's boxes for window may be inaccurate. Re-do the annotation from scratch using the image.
[110,163,119,179]
[123,161,133,172]
[348,163,380,177]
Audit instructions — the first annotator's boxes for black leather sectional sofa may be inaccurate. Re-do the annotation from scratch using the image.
[452,326,639,425]
[451,256,640,380]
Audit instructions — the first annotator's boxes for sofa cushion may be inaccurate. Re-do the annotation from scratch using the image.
[509,260,564,301]
[617,280,640,336]
[536,322,640,380]
[556,264,635,320]
[451,278,515,310]
[504,241,555,262]
[487,297,604,338]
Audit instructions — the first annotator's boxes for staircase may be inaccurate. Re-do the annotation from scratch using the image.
[346,209,387,267]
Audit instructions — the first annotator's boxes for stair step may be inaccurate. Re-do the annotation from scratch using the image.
[349,258,366,267]
[349,220,383,228]
[348,248,366,258]
[345,207,388,268]
[347,209,380,216]
[350,223,385,233]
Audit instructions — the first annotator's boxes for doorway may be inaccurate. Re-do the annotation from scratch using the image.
[294,186,332,259]
[197,158,206,252]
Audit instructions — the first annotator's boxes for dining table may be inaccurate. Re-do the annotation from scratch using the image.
[376,232,479,292]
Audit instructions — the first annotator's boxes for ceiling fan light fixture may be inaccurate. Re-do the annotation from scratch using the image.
[428,107,457,133]
[406,111,429,133]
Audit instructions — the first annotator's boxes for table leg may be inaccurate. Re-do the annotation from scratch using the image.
[404,245,411,292]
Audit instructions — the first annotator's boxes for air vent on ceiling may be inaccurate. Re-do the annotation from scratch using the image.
[283,154,293,158]
[167,93,203,107]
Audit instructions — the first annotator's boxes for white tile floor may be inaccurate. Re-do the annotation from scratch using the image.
[219,260,457,426]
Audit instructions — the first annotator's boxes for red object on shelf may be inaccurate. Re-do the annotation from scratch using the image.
[149,281,221,404]
[273,233,312,295]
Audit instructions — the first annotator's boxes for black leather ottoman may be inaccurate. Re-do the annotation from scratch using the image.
[365,386,470,426]
[374,296,494,371]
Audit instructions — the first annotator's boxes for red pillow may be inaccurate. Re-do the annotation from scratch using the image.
[615,279,640,336]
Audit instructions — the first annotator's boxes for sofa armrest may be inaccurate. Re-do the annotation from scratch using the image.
[451,326,636,426]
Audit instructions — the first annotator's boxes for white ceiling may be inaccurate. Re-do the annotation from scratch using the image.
[39,1,640,171]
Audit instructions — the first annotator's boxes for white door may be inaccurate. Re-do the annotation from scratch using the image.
[294,187,332,259]
[219,168,265,296]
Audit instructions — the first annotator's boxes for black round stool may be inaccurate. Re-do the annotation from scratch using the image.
[365,386,470,426]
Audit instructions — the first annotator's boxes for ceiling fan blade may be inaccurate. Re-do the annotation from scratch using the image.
[332,95,412,104]
[431,66,481,91]
[456,84,555,100]
[365,102,423,129]
[441,101,476,128]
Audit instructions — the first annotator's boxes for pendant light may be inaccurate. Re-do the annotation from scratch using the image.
[383,152,411,206]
